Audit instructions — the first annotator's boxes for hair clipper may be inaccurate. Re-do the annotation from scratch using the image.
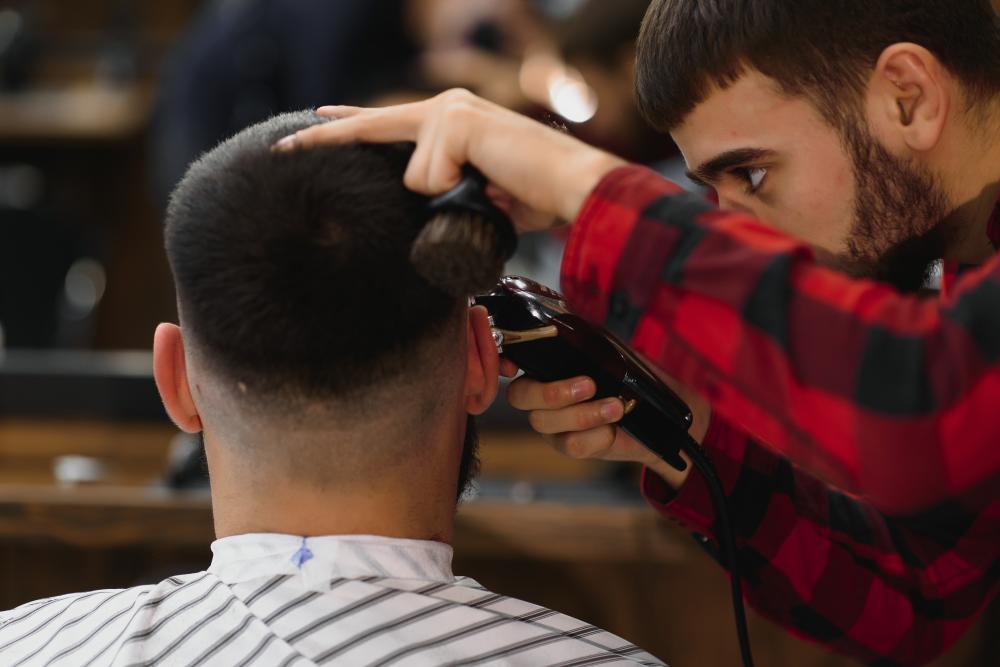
[475,276,692,471]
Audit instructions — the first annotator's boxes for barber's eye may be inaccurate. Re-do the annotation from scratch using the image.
[734,166,768,194]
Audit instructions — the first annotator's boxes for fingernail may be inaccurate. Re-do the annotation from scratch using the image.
[601,399,623,421]
[571,379,593,399]
[271,134,297,153]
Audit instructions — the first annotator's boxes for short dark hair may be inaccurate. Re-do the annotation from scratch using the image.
[635,0,1000,131]
[165,111,459,404]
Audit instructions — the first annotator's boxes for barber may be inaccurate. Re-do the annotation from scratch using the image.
[275,0,1000,664]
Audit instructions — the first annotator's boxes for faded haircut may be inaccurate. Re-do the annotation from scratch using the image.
[164,111,462,414]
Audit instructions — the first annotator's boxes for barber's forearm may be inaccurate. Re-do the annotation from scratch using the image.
[465,102,625,223]
[295,89,625,229]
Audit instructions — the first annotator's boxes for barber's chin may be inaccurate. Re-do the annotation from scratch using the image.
[837,233,945,293]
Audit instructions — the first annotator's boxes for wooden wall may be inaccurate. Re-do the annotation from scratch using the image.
[1,420,996,666]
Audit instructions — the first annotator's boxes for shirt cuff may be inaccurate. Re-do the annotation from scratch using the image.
[640,416,733,535]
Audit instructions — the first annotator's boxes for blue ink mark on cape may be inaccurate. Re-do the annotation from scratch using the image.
[291,537,314,568]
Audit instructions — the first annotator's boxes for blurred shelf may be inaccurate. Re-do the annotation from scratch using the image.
[0,350,166,421]
[0,83,153,143]
[0,482,682,563]
[0,418,176,486]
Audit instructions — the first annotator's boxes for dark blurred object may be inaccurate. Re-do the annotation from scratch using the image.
[532,0,587,20]
[94,0,139,86]
[0,349,166,421]
[548,0,675,164]
[163,432,208,490]
[0,0,200,350]
[410,0,551,112]
[553,0,650,69]
[0,210,78,347]
[152,0,419,204]
[468,20,505,53]
[0,163,86,347]
[0,3,39,91]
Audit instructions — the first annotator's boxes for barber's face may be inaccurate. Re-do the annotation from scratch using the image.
[672,70,948,291]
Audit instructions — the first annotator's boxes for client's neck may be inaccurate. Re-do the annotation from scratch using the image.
[205,414,466,544]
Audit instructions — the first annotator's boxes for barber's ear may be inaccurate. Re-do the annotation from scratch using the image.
[868,43,948,153]
[464,305,500,415]
[153,323,202,433]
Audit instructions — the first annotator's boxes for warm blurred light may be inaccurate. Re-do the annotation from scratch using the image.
[520,52,598,124]
[547,69,598,123]
[519,50,561,102]
[53,455,108,486]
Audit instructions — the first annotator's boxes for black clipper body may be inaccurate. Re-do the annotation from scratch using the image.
[475,276,692,471]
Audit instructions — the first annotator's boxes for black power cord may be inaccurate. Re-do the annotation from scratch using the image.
[676,435,756,667]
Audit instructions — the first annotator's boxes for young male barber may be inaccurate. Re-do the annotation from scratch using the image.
[275,1,1000,664]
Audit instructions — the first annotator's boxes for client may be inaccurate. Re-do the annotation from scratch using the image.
[0,111,665,666]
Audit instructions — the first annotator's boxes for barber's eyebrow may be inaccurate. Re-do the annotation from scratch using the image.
[685,148,776,186]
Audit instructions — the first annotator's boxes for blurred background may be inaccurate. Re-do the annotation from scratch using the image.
[0,1,994,665]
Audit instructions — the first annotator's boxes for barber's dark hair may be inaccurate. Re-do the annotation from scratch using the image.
[164,111,459,403]
[635,0,1000,131]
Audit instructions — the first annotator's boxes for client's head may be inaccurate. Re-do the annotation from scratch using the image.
[154,111,500,541]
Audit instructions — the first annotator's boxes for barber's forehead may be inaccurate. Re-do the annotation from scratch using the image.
[672,71,830,162]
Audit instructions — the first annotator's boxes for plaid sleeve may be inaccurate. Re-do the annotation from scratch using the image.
[559,164,1000,666]
[643,417,997,666]
[560,165,1000,514]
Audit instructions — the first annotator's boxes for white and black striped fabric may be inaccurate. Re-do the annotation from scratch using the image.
[0,533,667,666]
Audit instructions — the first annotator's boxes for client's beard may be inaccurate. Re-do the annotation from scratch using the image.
[455,415,481,503]
[834,120,951,293]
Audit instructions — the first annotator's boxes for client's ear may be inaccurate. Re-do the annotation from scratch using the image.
[464,305,500,415]
[152,323,203,433]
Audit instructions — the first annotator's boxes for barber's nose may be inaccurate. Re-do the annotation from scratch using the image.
[716,193,754,215]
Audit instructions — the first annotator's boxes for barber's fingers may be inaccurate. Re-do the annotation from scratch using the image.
[280,88,621,224]
[274,105,423,151]
[486,184,557,233]
[507,375,596,410]
[402,115,436,192]
[527,398,624,435]
[499,359,520,378]
[278,90,480,154]
[545,425,619,461]
[422,128,466,196]
[404,108,465,195]
[315,105,364,119]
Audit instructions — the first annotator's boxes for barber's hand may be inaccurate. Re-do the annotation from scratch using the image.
[505,373,712,491]
[272,89,626,230]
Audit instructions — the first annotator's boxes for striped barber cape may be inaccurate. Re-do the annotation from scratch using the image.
[0,533,667,666]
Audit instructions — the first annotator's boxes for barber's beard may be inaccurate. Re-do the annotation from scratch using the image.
[455,415,481,503]
[834,121,951,293]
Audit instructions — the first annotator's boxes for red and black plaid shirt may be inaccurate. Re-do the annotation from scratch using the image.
[559,165,1000,666]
